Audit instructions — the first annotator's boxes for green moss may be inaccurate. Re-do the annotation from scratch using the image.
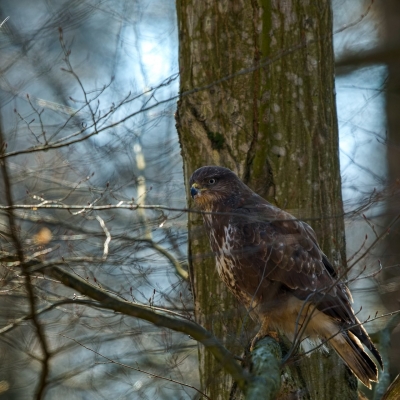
[207,131,225,150]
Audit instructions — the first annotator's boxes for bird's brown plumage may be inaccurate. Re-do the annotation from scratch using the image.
[189,165,382,388]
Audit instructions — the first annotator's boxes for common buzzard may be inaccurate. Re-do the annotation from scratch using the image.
[189,165,382,388]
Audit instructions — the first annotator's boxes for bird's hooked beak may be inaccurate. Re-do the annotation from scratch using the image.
[190,183,201,199]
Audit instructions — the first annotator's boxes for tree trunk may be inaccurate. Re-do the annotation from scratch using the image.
[378,1,400,397]
[176,1,356,398]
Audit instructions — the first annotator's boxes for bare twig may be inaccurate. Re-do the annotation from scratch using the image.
[46,263,251,390]
[363,213,379,239]
[345,260,383,285]
[349,214,400,269]
[0,126,50,400]
[0,16,9,28]
[347,234,368,263]
[135,237,188,280]
[0,1,374,161]
[0,299,97,335]
[95,215,111,260]
[61,334,211,399]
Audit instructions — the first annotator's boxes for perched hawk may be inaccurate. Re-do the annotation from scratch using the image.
[189,166,382,388]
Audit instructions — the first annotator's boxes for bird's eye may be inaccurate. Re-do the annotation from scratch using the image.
[208,178,216,185]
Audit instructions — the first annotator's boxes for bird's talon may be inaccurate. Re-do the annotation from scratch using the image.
[250,331,279,352]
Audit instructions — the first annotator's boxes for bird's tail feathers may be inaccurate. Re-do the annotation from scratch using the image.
[349,322,383,370]
[330,330,378,389]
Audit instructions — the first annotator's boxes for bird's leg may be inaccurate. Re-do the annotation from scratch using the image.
[250,317,279,351]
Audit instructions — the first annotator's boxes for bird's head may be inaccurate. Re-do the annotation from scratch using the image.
[189,166,246,211]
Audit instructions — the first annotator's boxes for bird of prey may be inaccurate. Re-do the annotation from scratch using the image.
[189,165,382,388]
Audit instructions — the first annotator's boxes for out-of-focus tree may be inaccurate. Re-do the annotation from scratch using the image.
[335,1,400,398]
[377,1,400,398]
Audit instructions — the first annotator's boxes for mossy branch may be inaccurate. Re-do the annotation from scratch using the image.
[245,337,282,400]
[44,264,283,398]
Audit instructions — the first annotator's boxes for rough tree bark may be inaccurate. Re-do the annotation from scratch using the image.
[176,1,356,398]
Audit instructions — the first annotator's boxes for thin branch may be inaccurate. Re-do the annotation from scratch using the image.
[46,264,251,390]
[349,214,400,269]
[135,237,188,280]
[347,234,368,263]
[0,299,98,335]
[61,334,211,399]
[1,200,388,223]
[0,126,50,400]
[363,213,379,239]
[345,260,383,285]
[336,46,400,73]
[0,16,9,29]
[95,215,111,260]
[0,1,374,160]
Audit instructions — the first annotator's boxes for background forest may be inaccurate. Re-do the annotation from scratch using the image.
[0,0,399,399]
